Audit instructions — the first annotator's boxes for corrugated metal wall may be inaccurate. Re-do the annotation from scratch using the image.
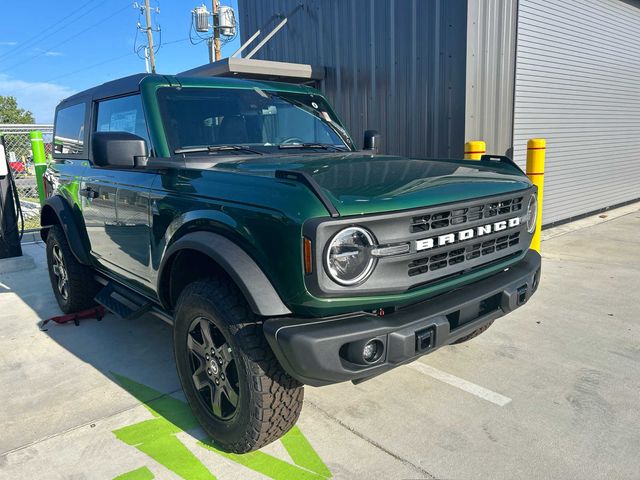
[465,0,518,156]
[513,0,640,224]
[237,0,468,158]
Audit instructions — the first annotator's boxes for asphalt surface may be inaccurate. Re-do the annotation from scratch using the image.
[1,204,639,480]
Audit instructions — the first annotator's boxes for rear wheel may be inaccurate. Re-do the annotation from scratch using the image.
[173,278,304,453]
[46,225,98,313]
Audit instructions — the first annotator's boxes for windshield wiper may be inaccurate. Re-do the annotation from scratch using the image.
[174,145,263,155]
[278,143,347,151]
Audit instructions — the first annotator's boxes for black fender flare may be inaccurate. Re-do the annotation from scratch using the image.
[40,196,93,265]
[158,231,292,317]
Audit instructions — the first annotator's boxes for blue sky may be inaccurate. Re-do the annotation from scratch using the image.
[0,0,240,123]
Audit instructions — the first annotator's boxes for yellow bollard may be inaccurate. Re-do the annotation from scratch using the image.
[464,140,486,160]
[526,138,546,253]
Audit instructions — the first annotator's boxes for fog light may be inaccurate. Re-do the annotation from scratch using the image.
[362,339,383,363]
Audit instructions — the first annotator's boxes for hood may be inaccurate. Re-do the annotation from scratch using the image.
[214,153,532,216]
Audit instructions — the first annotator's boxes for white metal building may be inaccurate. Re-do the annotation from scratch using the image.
[511,0,640,224]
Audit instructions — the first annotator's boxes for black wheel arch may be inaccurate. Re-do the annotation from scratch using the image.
[40,196,92,265]
[158,231,292,317]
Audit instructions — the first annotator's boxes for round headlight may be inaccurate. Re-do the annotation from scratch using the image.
[526,194,538,233]
[325,227,376,286]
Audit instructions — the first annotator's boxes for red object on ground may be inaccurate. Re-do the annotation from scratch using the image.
[39,306,106,330]
[9,161,25,173]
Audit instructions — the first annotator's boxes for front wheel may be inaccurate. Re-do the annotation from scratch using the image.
[173,278,304,453]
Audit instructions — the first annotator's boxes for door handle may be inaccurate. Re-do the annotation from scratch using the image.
[80,187,99,199]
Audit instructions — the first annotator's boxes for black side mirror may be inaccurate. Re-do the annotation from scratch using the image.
[363,130,381,153]
[92,131,148,168]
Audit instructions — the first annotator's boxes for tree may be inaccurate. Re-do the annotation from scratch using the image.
[0,96,34,124]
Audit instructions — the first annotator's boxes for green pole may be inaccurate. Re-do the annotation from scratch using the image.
[29,130,47,206]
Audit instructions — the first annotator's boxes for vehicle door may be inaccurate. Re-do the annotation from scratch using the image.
[82,94,157,289]
[48,100,90,232]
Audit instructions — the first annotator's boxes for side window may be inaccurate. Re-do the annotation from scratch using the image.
[54,103,86,155]
[96,95,150,148]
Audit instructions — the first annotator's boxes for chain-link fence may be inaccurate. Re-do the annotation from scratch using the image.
[0,124,53,231]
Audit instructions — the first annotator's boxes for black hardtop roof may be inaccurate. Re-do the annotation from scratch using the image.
[57,72,314,110]
[58,73,155,107]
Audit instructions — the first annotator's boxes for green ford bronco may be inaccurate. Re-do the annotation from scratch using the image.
[42,73,541,453]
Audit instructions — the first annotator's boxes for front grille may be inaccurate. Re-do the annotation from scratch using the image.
[408,232,521,277]
[309,188,533,297]
[411,196,524,233]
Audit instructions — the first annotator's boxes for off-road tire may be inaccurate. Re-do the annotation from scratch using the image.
[173,278,304,453]
[453,320,495,344]
[46,225,99,313]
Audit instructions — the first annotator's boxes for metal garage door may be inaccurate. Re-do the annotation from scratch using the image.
[512,0,640,224]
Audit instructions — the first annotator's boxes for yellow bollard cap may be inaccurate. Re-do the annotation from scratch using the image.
[527,138,546,150]
[464,140,486,153]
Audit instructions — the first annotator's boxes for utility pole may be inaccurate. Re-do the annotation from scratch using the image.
[207,0,221,62]
[143,0,156,73]
[192,1,235,63]
[134,1,159,73]
[212,0,221,62]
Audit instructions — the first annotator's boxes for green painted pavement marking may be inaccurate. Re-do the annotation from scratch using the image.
[281,425,332,478]
[199,436,328,480]
[114,466,155,480]
[111,373,199,429]
[112,373,215,480]
[111,373,331,480]
[114,418,216,480]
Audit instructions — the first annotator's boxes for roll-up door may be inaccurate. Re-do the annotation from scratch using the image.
[513,0,640,224]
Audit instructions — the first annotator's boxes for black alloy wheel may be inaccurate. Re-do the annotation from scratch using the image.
[45,225,99,313]
[50,244,69,301]
[173,278,304,453]
[187,316,240,420]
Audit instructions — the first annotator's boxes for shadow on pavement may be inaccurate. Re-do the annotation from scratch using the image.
[1,243,334,480]
[0,243,180,410]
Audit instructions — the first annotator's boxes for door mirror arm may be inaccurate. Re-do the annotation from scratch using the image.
[133,155,149,168]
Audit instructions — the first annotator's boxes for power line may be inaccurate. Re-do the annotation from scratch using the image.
[3,53,132,95]
[4,38,190,95]
[3,3,132,72]
[0,0,106,63]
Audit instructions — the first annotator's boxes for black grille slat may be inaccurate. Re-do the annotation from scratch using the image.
[410,195,524,233]
[407,232,522,278]
[398,192,528,281]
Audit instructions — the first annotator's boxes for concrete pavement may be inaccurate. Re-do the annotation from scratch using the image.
[1,204,639,479]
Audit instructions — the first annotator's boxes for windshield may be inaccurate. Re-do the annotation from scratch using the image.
[157,86,354,154]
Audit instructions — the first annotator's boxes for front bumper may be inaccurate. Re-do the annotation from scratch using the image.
[264,250,541,386]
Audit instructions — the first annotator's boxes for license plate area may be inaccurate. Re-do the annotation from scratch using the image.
[446,292,502,330]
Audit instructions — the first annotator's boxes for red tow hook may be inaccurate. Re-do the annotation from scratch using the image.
[38,306,106,331]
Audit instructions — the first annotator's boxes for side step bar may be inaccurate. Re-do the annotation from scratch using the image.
[94,282,152,321]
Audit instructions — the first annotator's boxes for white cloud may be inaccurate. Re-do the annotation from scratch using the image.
[34,48,64,57]
[0,74,75,123]
[0,41,18,46]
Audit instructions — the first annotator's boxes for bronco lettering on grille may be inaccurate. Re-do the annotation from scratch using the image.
[416,217,521,252]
